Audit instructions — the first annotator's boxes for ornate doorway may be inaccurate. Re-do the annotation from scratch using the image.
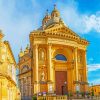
[55,71,67,95]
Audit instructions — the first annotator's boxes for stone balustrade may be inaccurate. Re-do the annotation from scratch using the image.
[38,95,67,100]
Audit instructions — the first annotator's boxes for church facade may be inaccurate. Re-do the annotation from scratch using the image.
[18,6,89,99]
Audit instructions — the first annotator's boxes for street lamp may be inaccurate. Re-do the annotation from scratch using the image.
[91,83,94,99]
[62,81,67,95]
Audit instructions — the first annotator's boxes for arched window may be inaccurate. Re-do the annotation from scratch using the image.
[55,54,67,61]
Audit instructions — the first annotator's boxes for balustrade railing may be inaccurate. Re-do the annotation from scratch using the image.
[37,95,67,100]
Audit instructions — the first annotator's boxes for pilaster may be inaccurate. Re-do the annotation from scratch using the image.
[74,47,80,93]
[84,50,88,92]
[47,44,52,81]
[33,44,39,94]
[74,47,78,81]
[47,44,54,93]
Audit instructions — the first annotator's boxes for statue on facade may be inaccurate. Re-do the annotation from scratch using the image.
[41,71,45,81]
[41,51,44,60]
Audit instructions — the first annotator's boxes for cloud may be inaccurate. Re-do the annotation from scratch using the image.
[89,78,100,85]
[0,0,100,63]
[88,63,100,85]
[57,1,100,34]
[88,64,100,72]
[0,0,41,62]
[84,14,100,33]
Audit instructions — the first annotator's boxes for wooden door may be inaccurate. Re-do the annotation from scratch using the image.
[55,71,67,95]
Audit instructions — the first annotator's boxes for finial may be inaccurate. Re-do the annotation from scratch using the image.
[54,4,56,9]
[20,47,22,52]
[46,9,49,15]
[0,30,2,33]
[27,44,29,49]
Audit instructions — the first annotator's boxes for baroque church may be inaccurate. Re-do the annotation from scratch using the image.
[18,5,89,100]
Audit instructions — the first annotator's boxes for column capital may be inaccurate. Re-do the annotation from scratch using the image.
[73,47,78,50]
[33,44,39,48]
[48,43,52,46]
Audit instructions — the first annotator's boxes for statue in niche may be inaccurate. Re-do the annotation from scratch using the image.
[39,49,45,60]
[41,71,45,81]
[41,51,44,60]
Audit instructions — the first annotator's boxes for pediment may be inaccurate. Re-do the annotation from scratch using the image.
[44,24,81,39]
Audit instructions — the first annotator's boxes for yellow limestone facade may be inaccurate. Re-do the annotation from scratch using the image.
[0,31,20,100]
[18,6,89,98]
[89,85,100,96]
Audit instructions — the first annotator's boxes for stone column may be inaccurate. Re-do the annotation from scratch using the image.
[84,51,87,81]
[33,44,39,94]
[84,50,87,92]
[47,44,52,81]
[74,47,78,81]
[74,47,79,92]
[47,44,54,93]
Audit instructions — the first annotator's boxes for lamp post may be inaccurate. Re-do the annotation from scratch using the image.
[62,81,67,95]
[91,83,94,99]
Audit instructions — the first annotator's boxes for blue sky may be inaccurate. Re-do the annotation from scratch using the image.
[0,0,100,85]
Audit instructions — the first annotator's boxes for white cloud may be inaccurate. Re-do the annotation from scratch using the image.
[88,64,100,72]
[89,78,100,85]
[88,63,100,85]
[84,14,100,33]
[57,1,100,34]
[0,0,41,62]
[0,0,100,62]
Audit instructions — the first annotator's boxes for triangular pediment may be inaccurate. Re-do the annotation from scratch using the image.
[30,6,89,46]
[44,24,81,39]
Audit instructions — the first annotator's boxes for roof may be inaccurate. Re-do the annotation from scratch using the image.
[4,41,16,65]
[30,6,89,46]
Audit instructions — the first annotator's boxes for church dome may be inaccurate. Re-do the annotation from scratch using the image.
[42,10,51,26]
[51,5,60,18]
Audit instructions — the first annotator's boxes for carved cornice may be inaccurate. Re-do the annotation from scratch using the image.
[29,26,89,46]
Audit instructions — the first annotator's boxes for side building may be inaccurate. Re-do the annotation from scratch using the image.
[89,85,100,96]
[0,31,20,100]
[18,46,32,100]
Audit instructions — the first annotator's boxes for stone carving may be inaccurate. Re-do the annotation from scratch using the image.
[39,49,45,61]
[41,51,44,60]
[41,71,45,81]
